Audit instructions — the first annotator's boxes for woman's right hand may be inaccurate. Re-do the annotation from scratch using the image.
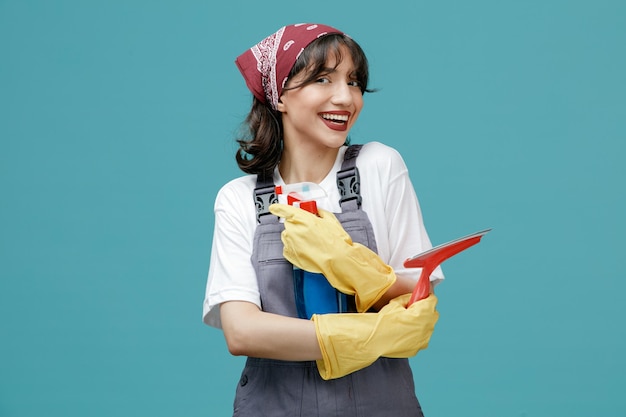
[312,293,439,380]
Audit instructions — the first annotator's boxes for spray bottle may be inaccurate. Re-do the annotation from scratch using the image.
[276,182,348,319]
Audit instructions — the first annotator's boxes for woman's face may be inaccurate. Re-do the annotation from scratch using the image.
[277,46,364,151]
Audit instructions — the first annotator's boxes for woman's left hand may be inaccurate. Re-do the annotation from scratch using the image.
[269,203,396,312]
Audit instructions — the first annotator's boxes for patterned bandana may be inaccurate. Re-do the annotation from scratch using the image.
[235,23,344,110]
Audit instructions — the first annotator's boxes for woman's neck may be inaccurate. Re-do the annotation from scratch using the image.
[278,144,340,184]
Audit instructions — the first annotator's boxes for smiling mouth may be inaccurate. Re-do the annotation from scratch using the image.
[320,112,350,132]
[320,113,349,123]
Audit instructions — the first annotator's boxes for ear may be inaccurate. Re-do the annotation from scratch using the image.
[276,97,286,113]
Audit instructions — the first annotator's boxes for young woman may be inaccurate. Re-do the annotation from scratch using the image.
[203,23,444,416]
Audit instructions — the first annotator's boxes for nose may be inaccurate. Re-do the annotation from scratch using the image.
[330,82,353,107]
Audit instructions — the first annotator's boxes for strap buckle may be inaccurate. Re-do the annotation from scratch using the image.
[254,184,278,223]
[337,167,362,208]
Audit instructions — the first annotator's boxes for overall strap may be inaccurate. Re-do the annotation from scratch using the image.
[337,144,363,212]
[254,174,279,224]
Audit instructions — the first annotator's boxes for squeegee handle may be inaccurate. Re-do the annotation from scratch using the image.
[406,236,483,306]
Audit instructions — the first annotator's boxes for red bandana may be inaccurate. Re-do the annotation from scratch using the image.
[235,23,344,110]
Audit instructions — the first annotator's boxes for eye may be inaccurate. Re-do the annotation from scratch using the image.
[348,80,361,88]
[315,77,330,84]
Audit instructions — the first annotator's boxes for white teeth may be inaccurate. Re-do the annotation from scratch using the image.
[321,113,349,122]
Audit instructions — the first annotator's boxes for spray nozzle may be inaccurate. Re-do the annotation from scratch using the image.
[275,182,326,215]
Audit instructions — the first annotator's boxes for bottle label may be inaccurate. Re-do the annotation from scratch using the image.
[293,269,347,319]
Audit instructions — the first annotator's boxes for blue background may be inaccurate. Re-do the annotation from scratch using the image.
[1,0,624,416]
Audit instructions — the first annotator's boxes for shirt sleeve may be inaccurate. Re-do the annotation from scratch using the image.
[202,179,261,329]
[359,142,444,285]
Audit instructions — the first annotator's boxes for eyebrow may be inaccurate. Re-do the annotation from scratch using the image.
[319,67,337,74]
[318,67,358,77]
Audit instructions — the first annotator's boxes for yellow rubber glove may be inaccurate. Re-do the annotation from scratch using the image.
[269,203,396,312]
[312,293,439,380]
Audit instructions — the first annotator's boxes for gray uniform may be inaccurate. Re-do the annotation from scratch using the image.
[233,145,425,417]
